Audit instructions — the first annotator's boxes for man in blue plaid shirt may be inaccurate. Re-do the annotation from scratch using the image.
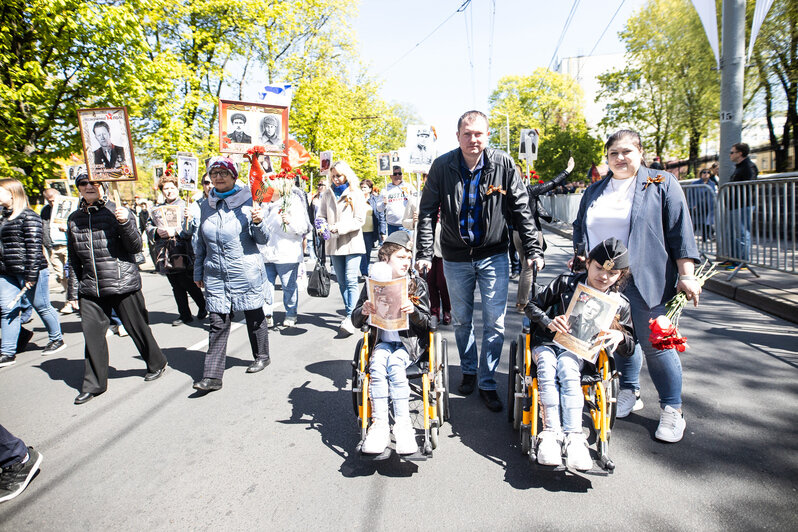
[416,111,542,412]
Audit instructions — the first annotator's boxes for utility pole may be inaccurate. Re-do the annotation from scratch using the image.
[718,0,746,185]
[494,111,510,154]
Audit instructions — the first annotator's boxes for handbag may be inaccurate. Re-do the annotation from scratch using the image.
[156,238,193,274]
[307,259,331,298]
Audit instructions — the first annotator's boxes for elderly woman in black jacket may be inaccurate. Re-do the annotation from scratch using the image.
[67,173,167,405]
[0,179,65,367]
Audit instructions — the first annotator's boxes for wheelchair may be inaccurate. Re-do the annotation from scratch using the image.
[351,317,450,460]
[507,321,620,473]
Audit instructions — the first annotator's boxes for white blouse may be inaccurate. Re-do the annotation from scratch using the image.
[585,177,636,252]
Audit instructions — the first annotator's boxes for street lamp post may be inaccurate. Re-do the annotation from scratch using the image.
[494,111,510,154]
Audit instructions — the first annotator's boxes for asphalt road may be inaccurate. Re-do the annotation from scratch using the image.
[1,233,796,530]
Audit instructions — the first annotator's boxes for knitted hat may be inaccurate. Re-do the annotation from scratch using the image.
[588,237,630,270]
[206,156,238,179]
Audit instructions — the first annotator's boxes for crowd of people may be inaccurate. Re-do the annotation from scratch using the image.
[2,110,716,502]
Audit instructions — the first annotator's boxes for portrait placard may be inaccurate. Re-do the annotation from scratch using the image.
[150,204,183,231]
[319,151,332,176]
[519,128,539,162]
[51,197,79,225]
[219,99,288,156]
[553,283,620,363]
[76,107,138,182]
[153,164,165,189]
[177,156,198,191]
[63,165,86,188]
[46,179,74,198]
[405,125,436,173]
[366,277,409,331]
[376,153,391,176]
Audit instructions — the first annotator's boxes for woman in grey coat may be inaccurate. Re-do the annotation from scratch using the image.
[192,157,270,392]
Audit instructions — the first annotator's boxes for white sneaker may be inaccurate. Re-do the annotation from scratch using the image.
[564,432,593,471]
[117,325,128,337]
[283,317,296,327]
[265,315,274,328]
[362,419,390,454]
[655,405,686,443]
[392,417,418,455]
[616,389,644,418]
[536,430,563,466]
[339,316,354,336]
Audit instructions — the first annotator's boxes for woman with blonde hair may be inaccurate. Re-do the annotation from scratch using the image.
[0,179,65,367]
[317,160,366,335]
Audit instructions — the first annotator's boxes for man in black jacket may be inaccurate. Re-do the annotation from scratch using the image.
[67,173,167,405]
[728,142,759,263]
[416,110,543,412]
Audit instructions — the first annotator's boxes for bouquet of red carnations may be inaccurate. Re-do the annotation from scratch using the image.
[648,260,719,352]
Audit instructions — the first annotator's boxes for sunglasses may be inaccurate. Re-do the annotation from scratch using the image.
[392,173,402,176]
[202,181,211,185]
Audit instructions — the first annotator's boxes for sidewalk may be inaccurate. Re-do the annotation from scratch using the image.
[543,221,798,325]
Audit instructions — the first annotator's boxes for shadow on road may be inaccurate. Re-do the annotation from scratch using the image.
[37,358,149,392]
[278,360,419,478]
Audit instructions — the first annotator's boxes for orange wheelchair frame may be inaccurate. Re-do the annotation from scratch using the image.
[507,324,619,473]
[351,318,450,460]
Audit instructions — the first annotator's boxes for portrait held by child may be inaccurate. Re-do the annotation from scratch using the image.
[524,238,635,470]
[352,231,431,455]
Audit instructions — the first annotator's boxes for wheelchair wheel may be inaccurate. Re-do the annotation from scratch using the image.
[607,374,619,430]
[351,338,364,418]
[507,340,517,424]
[513,334,525,430]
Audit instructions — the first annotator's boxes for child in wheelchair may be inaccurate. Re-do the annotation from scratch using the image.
[352,231,431,455]
[524,238,634,470]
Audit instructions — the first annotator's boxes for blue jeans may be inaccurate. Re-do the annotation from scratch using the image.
[369,341,411,420]
[533,345,584,433]
[0,270,63,356]
[443,252,509,391]
[732,206,753,262]
[329,254,361,317]
[264,262,300,318]
[360,231,379,276]
[617,281,683,409]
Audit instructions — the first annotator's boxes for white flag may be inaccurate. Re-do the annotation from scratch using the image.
[748,0,775,62]
[690,0,719,68]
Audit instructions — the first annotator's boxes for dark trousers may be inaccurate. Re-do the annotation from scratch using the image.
[205,309,270,380]
[427,257,451,316]
[166,271,206,321]
[79,290,167,394]
[0,423,27,468]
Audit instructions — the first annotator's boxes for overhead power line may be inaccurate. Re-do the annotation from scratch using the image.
[378,0,473,77]
[548,0,581,70]
[574,0,626,81]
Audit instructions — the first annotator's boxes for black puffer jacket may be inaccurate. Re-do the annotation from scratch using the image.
[352,271,431,363]
[66,199,142,298]
[524,271,635,358]
[0,208,48,284]
[417,147,542,263]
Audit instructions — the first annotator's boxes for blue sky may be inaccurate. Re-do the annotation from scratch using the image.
[353,0,646,151]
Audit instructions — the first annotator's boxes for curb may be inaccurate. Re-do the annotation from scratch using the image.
[541,222,798,325]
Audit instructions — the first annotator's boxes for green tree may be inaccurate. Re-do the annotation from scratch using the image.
[0,0,158,193]
[597,0,719,174]
[488,68,600,179]
[747,0,798,172]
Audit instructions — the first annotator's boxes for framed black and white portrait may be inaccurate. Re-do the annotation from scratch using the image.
[319,151,332,175]
[219,99,288,156]
[177,155,198,191]
[77,107,138,182]
[406,125,436,172]
[553,283,620,363]
[377,153,391,176]
[519,128,539,162]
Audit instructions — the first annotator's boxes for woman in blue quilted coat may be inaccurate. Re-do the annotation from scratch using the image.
[192,157,270,393]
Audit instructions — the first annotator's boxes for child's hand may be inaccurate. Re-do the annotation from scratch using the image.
[595,329,624,350]
[399,300,414,315]
[547,315,570,335]
[361,301,375,316]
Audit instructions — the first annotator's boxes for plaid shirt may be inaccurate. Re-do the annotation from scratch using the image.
[459,153,485,246]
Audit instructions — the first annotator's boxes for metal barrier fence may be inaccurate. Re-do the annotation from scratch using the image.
[713,176,797,273]
[542,176,797,274]
[538,194,583,225]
